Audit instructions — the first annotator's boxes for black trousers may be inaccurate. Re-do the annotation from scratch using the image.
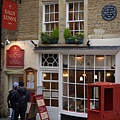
[14,109,26,120]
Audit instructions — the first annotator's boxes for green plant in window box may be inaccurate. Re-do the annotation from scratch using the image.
[64,28,84,44]
[41,32,50,44]
[50,27,59,44]
[41,28,59,44]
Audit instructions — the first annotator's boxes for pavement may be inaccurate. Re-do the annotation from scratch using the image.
[0,118,10,120]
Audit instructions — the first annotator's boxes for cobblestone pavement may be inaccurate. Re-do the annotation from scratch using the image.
[0,118,10,120]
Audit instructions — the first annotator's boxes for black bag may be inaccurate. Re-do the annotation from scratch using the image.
[7,90,13,108]
[15,95,27,111]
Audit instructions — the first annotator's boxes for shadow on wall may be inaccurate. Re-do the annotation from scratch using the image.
[61,114,87,120]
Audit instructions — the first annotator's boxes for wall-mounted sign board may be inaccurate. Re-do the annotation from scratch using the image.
[101,4,117,21]
[24,67,37,91]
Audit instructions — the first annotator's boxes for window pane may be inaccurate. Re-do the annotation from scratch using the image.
[45,14,49,22]
[74,12,78,20]
[69,98,75,111]
[51,99,58,107]
[76,99,85,113]
[69,55,75,68]
[43,82,50,89]
[76,85,84,98]
[43,90,50,98]
[106,70,115,82]
[74,3,78,11]
[63,69,68,82]
[50,13,54,21]
[63,55,68,68]
[45,5,49,13]
[50,5,54,12]
[86,55,94,68]
[43,73,50,80]
[52,73,58,80]
[51,82,58,90]
[63,83,68,96]
[95,55,104,69]
[85,70,94,83]
[44,99,50,106]
[69,84,75,97]
[79,12,84,20]
[55,4,58,12]
[69,70,75,83]
[80,2,84,10]
[63,98,68,110]
[76,70,84,83]
[55,13,58,21]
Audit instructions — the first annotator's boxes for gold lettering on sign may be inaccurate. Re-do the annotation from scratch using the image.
[4,15,16,22]
[5,9,16,16]
[4,9,16,22]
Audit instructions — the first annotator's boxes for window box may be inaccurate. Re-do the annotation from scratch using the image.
[49,38,58,44]
[65,38,83,44]
[41,28,59,44]
[64,28,84,44]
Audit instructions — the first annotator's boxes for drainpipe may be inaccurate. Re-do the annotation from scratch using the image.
[0,0,3,71]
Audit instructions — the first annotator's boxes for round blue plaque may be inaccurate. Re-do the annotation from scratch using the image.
[101,4,117,21]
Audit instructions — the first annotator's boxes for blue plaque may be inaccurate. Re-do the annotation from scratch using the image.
[101,4,117,21]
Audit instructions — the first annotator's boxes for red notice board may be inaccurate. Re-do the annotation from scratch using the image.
[27,94,50,120]
[35,95,50,120]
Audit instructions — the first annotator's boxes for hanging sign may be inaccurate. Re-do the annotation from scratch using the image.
[6,45,24,68]
[2,0,18,30]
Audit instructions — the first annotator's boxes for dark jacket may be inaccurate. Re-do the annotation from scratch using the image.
[11,86,30,111]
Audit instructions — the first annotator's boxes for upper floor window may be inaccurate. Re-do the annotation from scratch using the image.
[66,1,84,35]
[43,3,59,34]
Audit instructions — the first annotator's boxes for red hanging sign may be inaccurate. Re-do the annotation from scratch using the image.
[6,45,24,68]
[2,0,18,30]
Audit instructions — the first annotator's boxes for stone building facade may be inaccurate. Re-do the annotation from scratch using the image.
[0,0,120,119]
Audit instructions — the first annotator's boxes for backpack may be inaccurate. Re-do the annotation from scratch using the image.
[15,93,27,111]
[7,90,13,108]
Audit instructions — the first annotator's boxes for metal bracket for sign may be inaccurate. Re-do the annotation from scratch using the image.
[15,0,22,4]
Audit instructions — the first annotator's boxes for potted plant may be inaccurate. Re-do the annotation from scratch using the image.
[73,32,84,44]
[50,27,59,44]
[41,32,50,44]
[41,28,59,44]
[64,28,84,44]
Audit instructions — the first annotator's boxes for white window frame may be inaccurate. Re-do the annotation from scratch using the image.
[42,2,59,33]
[66,1,84,35]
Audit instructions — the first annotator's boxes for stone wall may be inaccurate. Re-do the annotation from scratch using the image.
[88,0,120,39]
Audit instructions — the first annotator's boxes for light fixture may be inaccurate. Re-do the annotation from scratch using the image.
[6,35,11,45]
[86,40,90,47]
[106,73,110,77]
[94,75,98,79]
[30,40,37,47]
[63,73,68,77]
[6,39,11,45]
[80,77,83,81]
[43,73,46,78]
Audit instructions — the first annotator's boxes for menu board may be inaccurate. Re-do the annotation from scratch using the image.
[27,73,34,89]
[34,95,50,120]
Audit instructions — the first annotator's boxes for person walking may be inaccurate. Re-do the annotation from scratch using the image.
[7,82,19,120]
[11,81,30,120]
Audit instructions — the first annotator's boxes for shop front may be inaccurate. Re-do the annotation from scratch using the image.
[34,45,120,120]
[4,40,120,120]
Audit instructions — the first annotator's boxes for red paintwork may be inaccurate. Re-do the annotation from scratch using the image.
[87,82,120,120]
